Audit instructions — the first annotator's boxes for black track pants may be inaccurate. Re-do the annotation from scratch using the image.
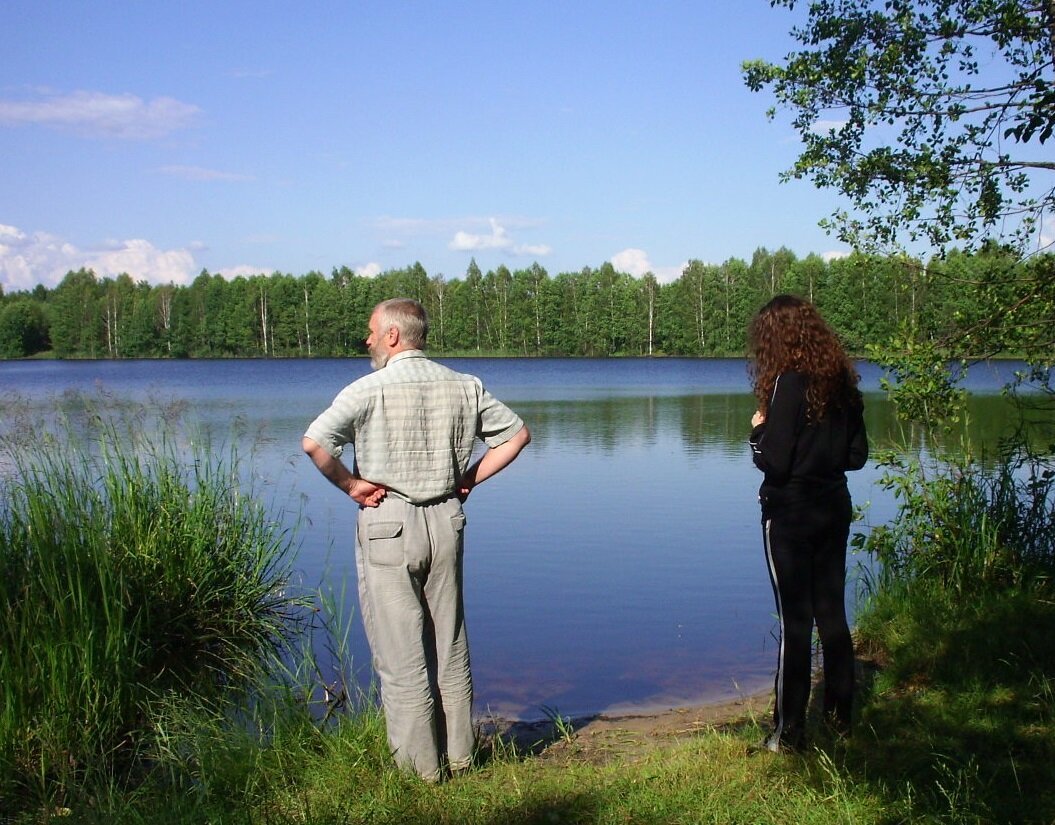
[762,490,854,746]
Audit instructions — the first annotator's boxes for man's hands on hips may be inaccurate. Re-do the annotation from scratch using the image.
[303,436,387,508]
[456,425,530,504]
[349,477,386,508]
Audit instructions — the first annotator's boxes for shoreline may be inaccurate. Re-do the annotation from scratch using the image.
[482,689,772,755]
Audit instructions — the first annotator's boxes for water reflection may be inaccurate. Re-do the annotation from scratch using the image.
[0,358,1040,720]
[515,390,1029,460]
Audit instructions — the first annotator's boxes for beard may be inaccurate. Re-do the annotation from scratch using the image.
[369,344,390,370]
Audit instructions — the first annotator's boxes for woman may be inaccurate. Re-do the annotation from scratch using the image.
[747,294,868,752]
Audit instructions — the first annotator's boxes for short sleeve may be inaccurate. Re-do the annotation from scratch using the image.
[476,384,525,447]
[303,386,363,459]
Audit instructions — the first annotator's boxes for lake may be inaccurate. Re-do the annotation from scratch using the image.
[0,357,1029,720]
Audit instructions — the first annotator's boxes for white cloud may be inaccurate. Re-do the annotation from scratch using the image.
[357,262,383,278]
[653,264,687,283]
[0,90,200,140]
[610,248,652,276]
[610,248,686,284]
[0,224,201,291]
[0,224,25,239]
[448,217,550,258]
[450,218,512,252]
[90,239,197,283]
[158,165,254,182]
[368,215,550,259]
[822,249,851,262]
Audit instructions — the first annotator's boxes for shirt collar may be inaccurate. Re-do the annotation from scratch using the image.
[386,349,425,366]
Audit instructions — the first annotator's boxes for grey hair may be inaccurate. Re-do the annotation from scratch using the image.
[375,298,428,349]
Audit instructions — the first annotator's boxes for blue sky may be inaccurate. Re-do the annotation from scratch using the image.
[0,1,850,293]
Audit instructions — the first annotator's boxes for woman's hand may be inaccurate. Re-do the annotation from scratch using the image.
[751,410,765,428]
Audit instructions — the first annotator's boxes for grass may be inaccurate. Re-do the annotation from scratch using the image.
[0,400,305,815]
[850,582,1055,823]
[3,392,1054,823]
[12,569,1050,824]
[845,427,1055,824]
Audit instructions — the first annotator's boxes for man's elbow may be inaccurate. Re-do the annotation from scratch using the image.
[508,425,531,454]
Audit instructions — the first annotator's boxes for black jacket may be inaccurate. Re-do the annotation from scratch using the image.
[749,371,868,518]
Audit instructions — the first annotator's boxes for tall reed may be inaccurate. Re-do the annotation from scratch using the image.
[0,403,303,811]
[864,439,1055,597]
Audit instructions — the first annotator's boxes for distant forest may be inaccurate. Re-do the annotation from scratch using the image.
[0,245,1042,359]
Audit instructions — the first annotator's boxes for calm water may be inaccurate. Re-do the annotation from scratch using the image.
[0,357,1029,719]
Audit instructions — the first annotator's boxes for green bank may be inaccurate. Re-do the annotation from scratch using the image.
[2,397,1053,824]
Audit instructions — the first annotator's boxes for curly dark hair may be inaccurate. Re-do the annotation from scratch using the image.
[747,294,861,422]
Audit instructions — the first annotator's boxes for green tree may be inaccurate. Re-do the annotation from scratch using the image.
[484,265,513,352]
[99,273,144,358]
[300,271,337,356]
[819,253,884,351]
[377,262,429,308]
[154,284,177,356]
[783,252,827,303]
[122,279,160,357]
[678,261,715,355]
[424,274,449,351]
[557,267,602,356]
[750,246,797,298]
[641,272,659,356]
[464,259,485,352]
[0,300,49,358]
[509,263,551,354]
[721,257,763,354]
[929,243,1041,354]
[50,269,101,358]
[218,275,258,356]
[744,0,1055,356]
[264,272,306,355]
[442,277,472,351]
[331,266,377,354]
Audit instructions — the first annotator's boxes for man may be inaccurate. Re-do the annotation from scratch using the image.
[302,298,530,782]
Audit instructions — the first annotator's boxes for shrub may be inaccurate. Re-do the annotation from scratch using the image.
[0,408,302,810]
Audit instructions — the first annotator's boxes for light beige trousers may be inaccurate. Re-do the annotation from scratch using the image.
[355,495,473,781]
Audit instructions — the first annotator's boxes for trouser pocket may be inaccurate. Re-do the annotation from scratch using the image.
[365,520,405,567]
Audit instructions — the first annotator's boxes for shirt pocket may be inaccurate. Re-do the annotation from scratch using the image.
[366,521,404,567]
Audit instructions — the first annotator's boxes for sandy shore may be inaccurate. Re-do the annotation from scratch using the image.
[484,689,772,759]
[484,651,882,760]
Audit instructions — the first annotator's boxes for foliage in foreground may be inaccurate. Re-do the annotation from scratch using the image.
[5,377,1055,823]
[21,574,1055,825]
[864,442,1055,596]
[744,0,1055,363]
[850,367,1055,822]
[0,409,302,812]
[8,436,1050,825]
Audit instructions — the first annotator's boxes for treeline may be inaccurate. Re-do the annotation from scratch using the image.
[0,246,1038,359]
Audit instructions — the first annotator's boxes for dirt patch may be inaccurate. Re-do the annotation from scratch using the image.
[481,650,884,766]
[482,691,772,766]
